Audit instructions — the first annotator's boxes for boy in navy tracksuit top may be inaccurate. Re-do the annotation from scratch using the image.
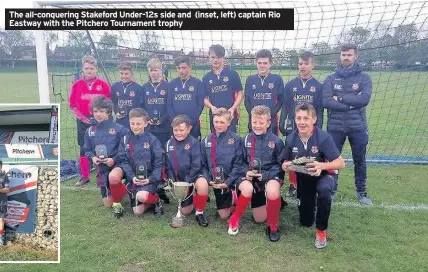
[201,108,245,220]
[279,51,323,197]
[282,103,345,249]
[83,96,128,212]
[165,115,209,227]
[142,58,171,147]
[244,49,284,135]
[167,56,205,141]
[111,62,144,130]
[203,44,244,134]
[112,108,164,217]
[228,105,285,242]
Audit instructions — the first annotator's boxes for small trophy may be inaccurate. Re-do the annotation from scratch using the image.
[251,158,262,175]
[152,110,160,125]
[136,164,148,180]
[289,156,316,175]
[164,180,192,228]
[95,145,108,162]
[213,165,225,184]
[118,104,127,117]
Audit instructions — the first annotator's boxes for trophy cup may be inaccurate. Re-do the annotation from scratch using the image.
[152,110,160,125]
[164,179,192,228]
[250,158,262,190]
[118,104,127,117]
[288,156,316,175]
[136,164,148,180]
[95,145,108,163]
[213,165,225,184]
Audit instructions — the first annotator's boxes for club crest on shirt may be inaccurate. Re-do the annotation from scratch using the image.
[311,145,318,153]
[228,137,235,145]
[184,143,191,150]
[223,76,229,82]
[268,141,275,149]
[96,85,103,91]
[209,79,213,84]
[352,83,359,90]
[252,85,256,89]
[160,89,166,96]
[129,91,135,97]
[292,147,298,153]
[109,128,116,135]
[144,142,150,149]
[189,86,194,92]
[268,83,274,89]
[310,86,316,92]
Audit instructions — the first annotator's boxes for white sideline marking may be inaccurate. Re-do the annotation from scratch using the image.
[61,185,428,211]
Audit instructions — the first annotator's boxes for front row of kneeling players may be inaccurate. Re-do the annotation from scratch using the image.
[84,95,345,248]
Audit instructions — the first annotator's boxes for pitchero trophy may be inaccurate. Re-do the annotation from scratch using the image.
[213,165,225,184]
[136,164,147,180]
[288,156,317,175]
[117,104,127,116]
[95,145,108,162]
[152,110,160,125]
[164,179,192,228]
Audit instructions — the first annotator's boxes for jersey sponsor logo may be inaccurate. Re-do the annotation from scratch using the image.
[188,86,194,92]
[293,87,297,92]
[292,147,298,153]
[144,142,150,149]
[160,89,166,96]
[228,137,235,145]
[96,85,103,91]
[174,94,192,101]
[118,99,133,106]
[334,84,342,90]
[211,84,228,93]
[294,94,314,102]
[109,128,116,135]
[268,83,274,89]
[253,92,272,100]
[129,91,136,97]
[268,141,275,149]
[310,86,316,92]
[184,143,190,150]
[223,76,229,82]
[252,84,256,89]
[147,97,165,104]
[311,145,318,153]
[352,83,359,90]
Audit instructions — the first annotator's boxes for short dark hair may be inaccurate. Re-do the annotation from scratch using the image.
[90,95,113,114]
[175,56,191,66]
[129,108,149,121]
[209,44,225,58]
[256,49,272,63]
[341,43,358,54]
[171,115,192,128]
[295,102,317,117]
[117,61,133,71]
[299,51,315,62]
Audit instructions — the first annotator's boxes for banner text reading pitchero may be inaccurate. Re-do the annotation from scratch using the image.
[5,8,294,30]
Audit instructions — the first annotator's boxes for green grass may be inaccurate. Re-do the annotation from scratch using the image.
[0,244,57,262]
[1,165,428,271]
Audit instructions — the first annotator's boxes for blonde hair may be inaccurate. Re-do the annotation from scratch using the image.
[82,55,97,67]
[251,105,271,120]
[213,107,232,123]
[147,58,162,70]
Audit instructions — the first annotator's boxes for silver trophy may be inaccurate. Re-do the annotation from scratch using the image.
[118,104,127,116]
[251,158,262,175]
[288,156,317,175]
[213,165,225,184]
[164,180,192,228]
[95,145,108,162]
[136,164,147,180]
[152,110,160,125]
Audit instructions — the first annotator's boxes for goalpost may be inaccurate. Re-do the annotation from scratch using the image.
[35,0,428,166]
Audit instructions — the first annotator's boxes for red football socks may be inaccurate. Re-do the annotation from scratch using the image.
[80,156,89,178]
[267,197,281,232]
[145,193,158,204]
[231,194,252,220]
[289,171,297,188]
[110,182,126,202]
[193,194,208,212]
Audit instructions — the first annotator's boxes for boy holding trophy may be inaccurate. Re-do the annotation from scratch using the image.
[228,105,285,242]
[201,108,245,220]
[165,115,209,227]
[112,108,164,217]
[83,96,128,213]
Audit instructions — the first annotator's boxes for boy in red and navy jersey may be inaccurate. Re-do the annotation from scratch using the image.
[203,44,244,134]
[69,55,111,187]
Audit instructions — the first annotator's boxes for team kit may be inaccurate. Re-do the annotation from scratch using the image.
[69,44,372,249]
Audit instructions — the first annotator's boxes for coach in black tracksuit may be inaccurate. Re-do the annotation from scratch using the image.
[323,44,372,205]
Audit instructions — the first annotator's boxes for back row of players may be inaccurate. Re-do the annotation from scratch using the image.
[69,44,372,248]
